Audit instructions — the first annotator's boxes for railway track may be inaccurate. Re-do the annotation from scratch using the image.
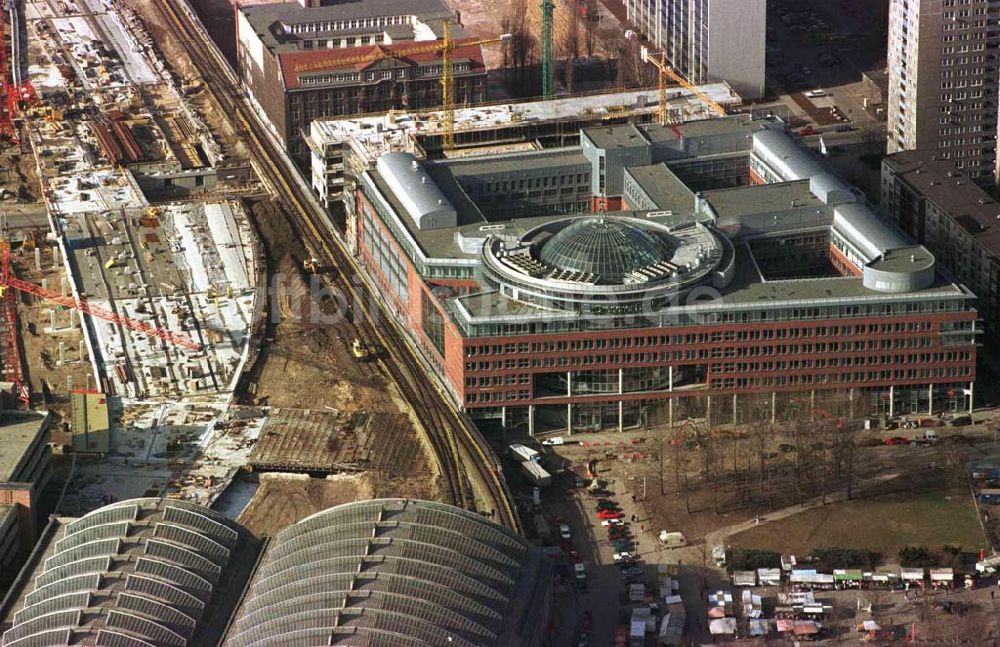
[152,0,520,530]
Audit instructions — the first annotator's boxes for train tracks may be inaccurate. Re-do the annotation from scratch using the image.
[152,0,520,530]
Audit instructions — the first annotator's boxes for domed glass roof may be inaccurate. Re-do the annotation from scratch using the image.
[539,218,672,282]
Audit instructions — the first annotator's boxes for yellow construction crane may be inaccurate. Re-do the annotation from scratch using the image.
[639,46,728,125]
[293,23,511,149]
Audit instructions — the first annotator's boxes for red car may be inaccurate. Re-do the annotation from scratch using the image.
[581,611,593,634]
[884,436,910,445]
[597,510,624,520]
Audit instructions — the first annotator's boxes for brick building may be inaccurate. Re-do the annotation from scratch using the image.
[881,149,1000,346]
[0,411,51,591]
[348,115,979,434]
[235,0,487,164]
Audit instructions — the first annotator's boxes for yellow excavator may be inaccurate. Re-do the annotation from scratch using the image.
[352,337,375,360]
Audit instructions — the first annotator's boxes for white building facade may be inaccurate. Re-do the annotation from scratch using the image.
[626,0,766,99]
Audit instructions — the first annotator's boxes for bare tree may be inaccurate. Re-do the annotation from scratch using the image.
[501,0,537,96]
[584,0,598,58]
[562,7,580,94]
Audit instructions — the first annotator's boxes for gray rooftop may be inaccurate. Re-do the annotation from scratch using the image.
[437,147,588,178]
[883,150,1000,254]
[624,163,696,214]
[582,116,763,152]
[453,245,967,321]
[702,180,822,219]
[868,245,935,274]
[241,0,456,51]
[583,123,648,150]
[0,412,48,482]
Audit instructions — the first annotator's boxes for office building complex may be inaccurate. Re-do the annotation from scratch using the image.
[236,0,486,163]
[881,149,1000,343]
[347,115,978,434]
[626,0,766,99]
[886,0,1000,184]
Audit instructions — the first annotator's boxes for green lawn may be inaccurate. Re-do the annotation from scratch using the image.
[730,488,986,559]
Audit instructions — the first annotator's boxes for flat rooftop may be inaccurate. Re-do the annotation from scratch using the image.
[868,245,935,274]
[310,84,742,146]
[702,180,822,219]
[883,150,1000,253]
[626,163,696,213]
[241,0,455,50]
[582,115,761,150]
[0,412,48,482]
[452,244,968,322]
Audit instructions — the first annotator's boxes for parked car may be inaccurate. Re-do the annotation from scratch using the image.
[612,552,632,562]
[884,436,910,445]
[581,611,593,634]
[602,518,624,527]
[805,89,827,98]
[834,124,855,132]
[598,510,624,520]
[952,415,973,427]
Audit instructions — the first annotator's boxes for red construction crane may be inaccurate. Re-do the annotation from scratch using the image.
[0,3,36,146]
[0,249,201,352]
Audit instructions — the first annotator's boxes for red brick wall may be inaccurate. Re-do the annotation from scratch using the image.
[829,244,862,277]
[591,196,624,212]
[458,310,977,409]
[0,483,35,545]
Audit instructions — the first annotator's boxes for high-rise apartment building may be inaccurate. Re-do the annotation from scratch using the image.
[886,0,999,184]
[626,0,766,99]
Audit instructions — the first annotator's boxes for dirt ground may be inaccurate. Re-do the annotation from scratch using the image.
[238,472,375,537]
[11,244,93,417]
[0,141,41,202]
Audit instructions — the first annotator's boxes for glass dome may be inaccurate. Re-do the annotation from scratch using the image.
[538,218,672,283]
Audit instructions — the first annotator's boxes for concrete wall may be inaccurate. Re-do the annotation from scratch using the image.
[706,0,766,99]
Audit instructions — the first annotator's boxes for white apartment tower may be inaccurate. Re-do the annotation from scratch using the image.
[626,0,766,99]
[887,0,999,184]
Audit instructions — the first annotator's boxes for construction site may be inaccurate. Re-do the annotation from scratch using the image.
[0,0,459,547]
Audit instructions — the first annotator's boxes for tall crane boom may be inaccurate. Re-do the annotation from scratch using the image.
[0,250,201,352]
[292,23,511,149]
[640,46,728,125]
[540,0,555,100]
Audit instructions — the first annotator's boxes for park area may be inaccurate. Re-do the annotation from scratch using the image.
[729,486,987,560]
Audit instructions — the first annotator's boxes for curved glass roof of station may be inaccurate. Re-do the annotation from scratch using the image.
[1,498,253,647]
[223,499,551,647]
[538,218,673,284]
